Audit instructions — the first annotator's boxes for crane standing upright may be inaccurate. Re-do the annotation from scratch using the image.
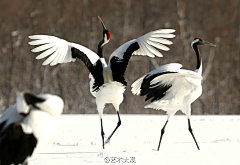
[132,37,216,150]
[28,16,175,149]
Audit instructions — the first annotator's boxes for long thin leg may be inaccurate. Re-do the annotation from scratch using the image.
[188,119,200,150]
[100,118,105,149]
[104,111,121,144]
[157,120,168,151]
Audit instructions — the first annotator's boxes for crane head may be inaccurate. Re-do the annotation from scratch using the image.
[98,16,111,45]
[192,37,216,47]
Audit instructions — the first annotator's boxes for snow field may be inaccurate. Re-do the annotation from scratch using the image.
[28,115,240,165]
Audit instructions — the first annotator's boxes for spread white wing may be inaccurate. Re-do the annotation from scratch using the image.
[28,35,99,66]
[108,29,175,85]
[109,29,175,62]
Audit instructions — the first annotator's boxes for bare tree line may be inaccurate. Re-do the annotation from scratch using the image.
[0,0,239,114]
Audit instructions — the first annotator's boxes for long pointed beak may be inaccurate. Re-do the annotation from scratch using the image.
[202,40,216,47]
[98,16,107,30]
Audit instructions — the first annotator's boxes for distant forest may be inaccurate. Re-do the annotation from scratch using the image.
[0,0,239,114]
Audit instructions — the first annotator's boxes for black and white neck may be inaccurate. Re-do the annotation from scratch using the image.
[98,40,105,58]
[191,38,202,75]
[97,16,111,59]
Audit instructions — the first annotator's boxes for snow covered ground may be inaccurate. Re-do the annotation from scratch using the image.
[28,115,240,165]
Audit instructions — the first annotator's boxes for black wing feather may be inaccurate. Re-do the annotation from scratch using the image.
[140,72,176,102]
[110,42,140,86]
[0,123,37,165]
[24,93,45,106]
[71,47,104,92]
[0,121,6,134]
[89,60,104,92]
[71,47,93,68]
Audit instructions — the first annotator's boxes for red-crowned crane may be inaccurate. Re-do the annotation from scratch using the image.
[28,16,175,149]
[131,37,216,151]
[0,92,64,165]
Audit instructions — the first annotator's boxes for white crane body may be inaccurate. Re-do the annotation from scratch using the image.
[131,37,216,150]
